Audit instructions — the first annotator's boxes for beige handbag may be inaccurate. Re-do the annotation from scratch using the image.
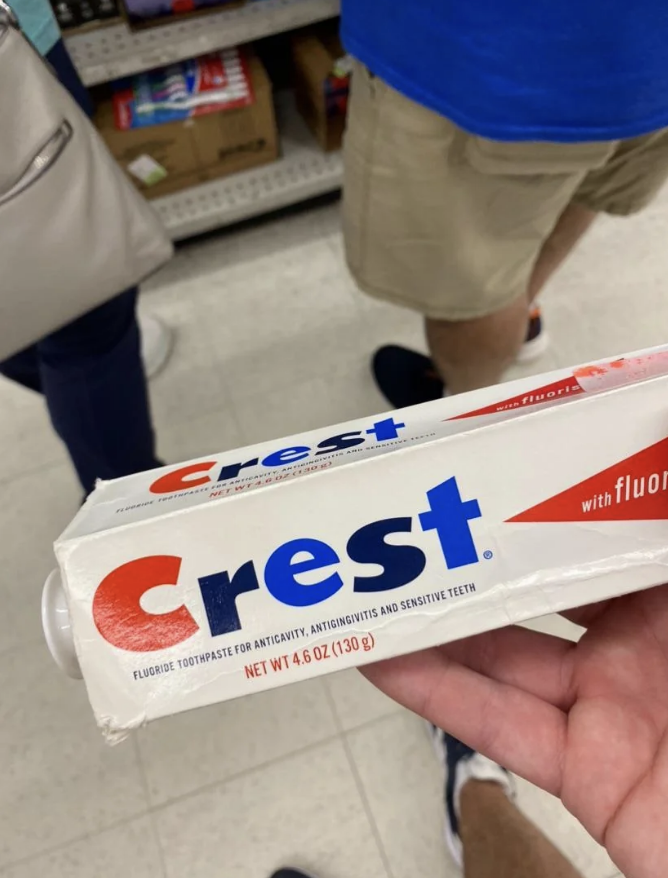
[0,2,173,360]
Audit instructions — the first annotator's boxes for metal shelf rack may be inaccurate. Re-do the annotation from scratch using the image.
[152,96,343,240]
[66,0,340,85]
[67,0,343,238]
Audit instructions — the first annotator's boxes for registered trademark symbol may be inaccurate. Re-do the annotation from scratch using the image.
[483,550,493,560]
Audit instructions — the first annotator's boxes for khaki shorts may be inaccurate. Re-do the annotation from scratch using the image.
[343,62,668,320]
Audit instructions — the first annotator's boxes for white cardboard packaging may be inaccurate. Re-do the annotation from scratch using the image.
[44,346,668,741]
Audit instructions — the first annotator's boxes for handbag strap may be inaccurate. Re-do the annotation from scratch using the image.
[0,0,60,71]
[0,0,19,28]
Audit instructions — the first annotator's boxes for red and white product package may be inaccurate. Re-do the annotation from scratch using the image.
[43,345,668,741]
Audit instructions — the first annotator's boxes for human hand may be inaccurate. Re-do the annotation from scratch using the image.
[361,584,668,878]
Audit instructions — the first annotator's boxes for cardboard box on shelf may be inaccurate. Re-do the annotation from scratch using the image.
[95,52,279,199]
[292,23,350,152]
[43,345,668,741]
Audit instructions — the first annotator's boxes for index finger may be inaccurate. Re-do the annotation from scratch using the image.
[361,647,567,797]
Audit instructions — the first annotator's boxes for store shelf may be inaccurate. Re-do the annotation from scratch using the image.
[66,0,340,86]
[151,96,342,241]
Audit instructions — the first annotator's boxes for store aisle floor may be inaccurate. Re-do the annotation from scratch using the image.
[4,189,665,877]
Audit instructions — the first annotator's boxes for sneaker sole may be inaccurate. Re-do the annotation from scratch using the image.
[141,316,174,380]
[517,329,550,364]
[424,721,465,869]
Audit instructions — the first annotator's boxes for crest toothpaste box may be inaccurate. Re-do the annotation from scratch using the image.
[43,346,668,742]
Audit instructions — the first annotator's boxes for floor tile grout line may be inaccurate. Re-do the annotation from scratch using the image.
[143,711,400,817]
[322,678,346,734]
[0,806,151,873]
[321,677,401,738]
[0,720,355,873]
[321,682,397,878]
[143,729,343,814]
[133,736,171,878]
[340,730,398,878]
[0,670,398,867]
[0,726,358,875]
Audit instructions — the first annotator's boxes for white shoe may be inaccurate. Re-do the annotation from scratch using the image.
[139,314,173,379]
[427,724,515,868]
[516,306,549,364]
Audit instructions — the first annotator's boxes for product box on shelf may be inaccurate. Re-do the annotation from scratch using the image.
[120,0,243,29]
[43,346,668,741]
[95,50,278,198]
[112,49,255,129]
[51,0,122,31]
[292,22,351,152]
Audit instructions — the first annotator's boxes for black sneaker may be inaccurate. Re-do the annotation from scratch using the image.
[372,345,444,409]
[372,307,548,408]
[428,725,514,867]
[269,870,319,878]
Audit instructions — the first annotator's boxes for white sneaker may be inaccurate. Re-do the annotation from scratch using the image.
[427,724,515,868]
[516,306,549,363]
[139,314,173,379]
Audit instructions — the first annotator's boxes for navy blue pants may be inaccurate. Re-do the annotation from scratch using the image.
[0,41,159,495]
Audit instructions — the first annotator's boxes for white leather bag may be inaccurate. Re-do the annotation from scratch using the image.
[0,2,173,360]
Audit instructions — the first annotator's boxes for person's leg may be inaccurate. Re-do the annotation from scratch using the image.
[460,781,583,878]
[426,201,597,395]
[6,39,163,493]
[38,288,160,495]
[45,41,158,492]
[343,65,613,407]
[431,727,583,878]
[425,293,529,396]
[526,202,597,302]
[428,124,668,398]
[0,345,43,394]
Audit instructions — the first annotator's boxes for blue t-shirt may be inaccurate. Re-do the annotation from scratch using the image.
[341,0,668,142]
[13,0,60,56]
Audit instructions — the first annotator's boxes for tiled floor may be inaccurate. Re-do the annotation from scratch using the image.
[2,187,661,877]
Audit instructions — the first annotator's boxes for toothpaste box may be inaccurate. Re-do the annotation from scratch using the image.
[49,346,668,741]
